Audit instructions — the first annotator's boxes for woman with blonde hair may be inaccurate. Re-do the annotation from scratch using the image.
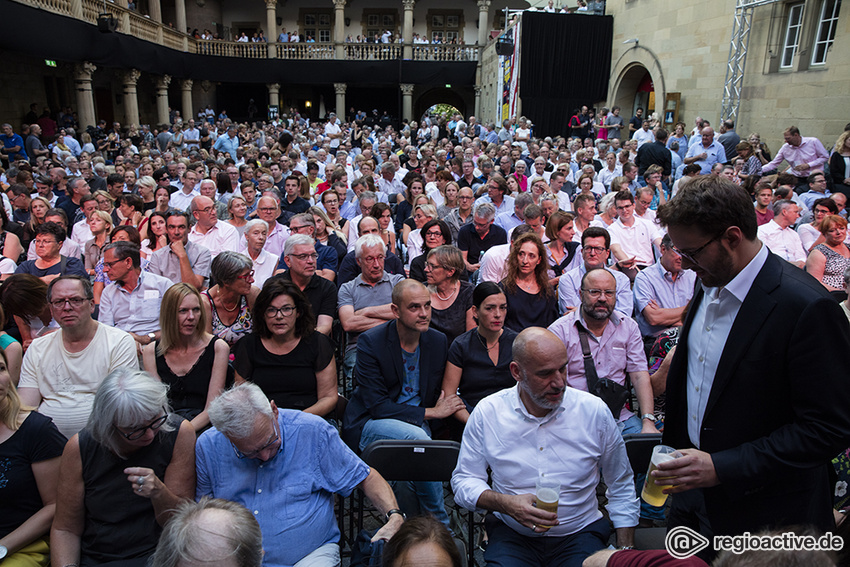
[405,202,438,261]
[0,347,65,567]
[499,232,558,332]
[22,196,51,249]
[143,283,229,432]
[84,210,113,273]
[309,205,347,261]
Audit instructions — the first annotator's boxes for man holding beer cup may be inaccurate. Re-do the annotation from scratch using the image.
[452,327,639,566]
[654,175,850,540]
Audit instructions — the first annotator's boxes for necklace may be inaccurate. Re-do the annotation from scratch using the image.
[219,292,239,312]
[435,282,459,301]
[476,330,501,351]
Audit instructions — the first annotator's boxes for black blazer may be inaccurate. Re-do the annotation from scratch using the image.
[663,252,850,535]
[342,320,448,449]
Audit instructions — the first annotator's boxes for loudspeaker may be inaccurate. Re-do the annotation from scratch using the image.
[97,13,118,33]
[495,39,514,56]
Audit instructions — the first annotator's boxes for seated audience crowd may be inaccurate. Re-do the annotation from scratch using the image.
[0,109,849,567]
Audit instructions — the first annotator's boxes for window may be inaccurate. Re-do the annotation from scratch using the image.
[811,0,841,65]
[300,10,332,42]
[780,3,804,68]
[428,10,464,43]
[363,10,398,40]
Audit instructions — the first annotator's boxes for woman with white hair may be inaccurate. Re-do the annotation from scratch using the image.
[51,369,196,567]
[241,219,277,289]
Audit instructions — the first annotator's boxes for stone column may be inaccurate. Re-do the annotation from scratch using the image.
[155,75,171,127]
[123,69,141,128]
[474,85,482,119]
[266,0,278,59]
[70,0,83,19]
[174,0,187,35]
[148,0,161,22]
[400,83,414,123]
[333,0,346,59]
[181,79,194,123]
[268,83,281,109]
[477,0,490,49]
[334,83,346,120]
[402,0,415,59]
[74,62,97,131]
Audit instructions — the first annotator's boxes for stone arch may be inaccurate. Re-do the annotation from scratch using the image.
[608,46,666,122]
[413,87,472,122]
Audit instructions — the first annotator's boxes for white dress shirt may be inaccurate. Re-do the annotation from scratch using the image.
[757,220,806,263]
[169,188,200,212]
[98,270,174,335]
[452,385,639,535]
[686,243,768,447]
[607,217,663,267]
[189,220,240,259]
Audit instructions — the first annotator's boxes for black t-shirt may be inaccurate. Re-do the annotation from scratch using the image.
[0,412,67,538]
[456,223,507,263]
[629,116,643,138]
[273,271,338,320]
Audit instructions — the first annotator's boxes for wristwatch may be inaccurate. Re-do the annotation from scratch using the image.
[0,545,8,560]
[641,413,655,421]
[385,509,406,522]
[148,332,156,342]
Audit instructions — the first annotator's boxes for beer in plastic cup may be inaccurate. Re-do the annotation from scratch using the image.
[641,445,682,507]
[534,476,560,528]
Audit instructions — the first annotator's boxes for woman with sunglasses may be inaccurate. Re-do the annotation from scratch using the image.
[51,369,195,567]
[202,252,259,351]
[143,284,229,433]
[232,279,337,418]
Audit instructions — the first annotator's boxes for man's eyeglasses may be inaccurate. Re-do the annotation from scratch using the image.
[103,258,128,269]
[49,297,91,309]
[289,252,318,261]
[231,418,280,459]
[581,289,616,299]
[116,409,168,440]
[671,232,725,264]
[583,246,608,255]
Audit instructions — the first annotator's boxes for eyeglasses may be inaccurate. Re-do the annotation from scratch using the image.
[289,252,318,261]
[424,230,443,238]
[258,207,278,213]
[671,232,724,264]
[265,305,296,318]
[231,417,280,459]
[581,289,616,299]
[116,409,168,440]
[197,206,215,214]
[34,239,58,246]
[49,297,91,309]
[102,258,128,269]
[583,246,608,255]
[236,270,255,280]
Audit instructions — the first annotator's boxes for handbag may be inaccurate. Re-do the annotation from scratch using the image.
[577,325,631,419]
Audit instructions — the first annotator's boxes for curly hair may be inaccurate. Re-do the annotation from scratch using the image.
[502,232,553,298]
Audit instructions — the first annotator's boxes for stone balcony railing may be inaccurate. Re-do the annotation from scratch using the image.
[15,0,478,62]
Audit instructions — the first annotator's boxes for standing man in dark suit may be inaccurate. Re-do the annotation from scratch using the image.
[342,278,464,529]
[653,176,850,546]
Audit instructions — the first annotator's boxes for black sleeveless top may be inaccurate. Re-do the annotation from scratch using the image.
[78,415,181,567]
[155,337,217,420]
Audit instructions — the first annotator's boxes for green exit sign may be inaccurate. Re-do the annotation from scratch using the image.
[445,84,451,88]
[45,60,57,67]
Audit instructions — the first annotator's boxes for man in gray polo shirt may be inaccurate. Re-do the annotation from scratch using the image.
[149,211,212,290]
[338,234,404,389]
[99,241,174,350]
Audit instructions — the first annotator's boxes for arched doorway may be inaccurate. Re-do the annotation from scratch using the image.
[609,50,665,126]
[413,87,469,123]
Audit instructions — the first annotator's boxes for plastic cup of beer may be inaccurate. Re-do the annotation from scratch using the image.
[534,476,560,529]
[641,445,682,507]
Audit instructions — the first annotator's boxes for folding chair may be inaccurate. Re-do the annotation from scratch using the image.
[359,440,474,567]
[622,433,667,550]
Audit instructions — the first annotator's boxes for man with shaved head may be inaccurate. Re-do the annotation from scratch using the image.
[452,326,639,567]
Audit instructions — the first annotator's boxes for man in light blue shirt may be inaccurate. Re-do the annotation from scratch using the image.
[197,383,404,567]
[684,127,725,175]
[213,125,240,158]
[633,234,696,337]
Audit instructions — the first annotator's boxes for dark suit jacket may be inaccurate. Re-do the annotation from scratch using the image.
[663,252,850,535]
[342,320,448,449]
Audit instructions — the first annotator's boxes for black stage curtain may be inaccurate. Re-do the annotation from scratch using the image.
[519,11,613,138]
[0,0,475,87]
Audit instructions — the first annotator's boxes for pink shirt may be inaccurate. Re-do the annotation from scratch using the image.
[764,137,829,178]
[548,309,647,422]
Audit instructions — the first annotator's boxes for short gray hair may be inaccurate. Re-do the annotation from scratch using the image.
[151,498,263,567]
[354,234,386,259]
[358,190,377,205]
[208,383,273,439]
[87,368,173,458]
[283,233,315,257]
[474,202,496,221]
[210,251,253,286]
[772,199,795,216]
[515,193,533,209]
[243,219,269,234]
